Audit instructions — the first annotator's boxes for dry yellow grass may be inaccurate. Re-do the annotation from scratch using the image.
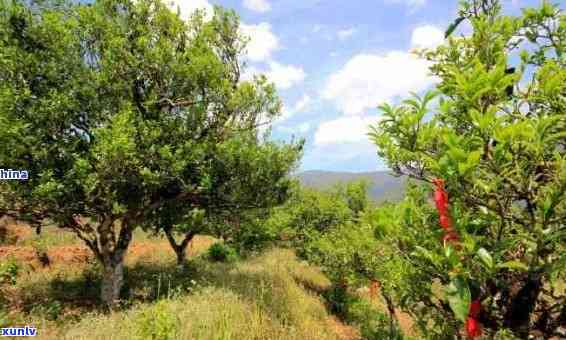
[60,249,352,340]
[2,223,357,340]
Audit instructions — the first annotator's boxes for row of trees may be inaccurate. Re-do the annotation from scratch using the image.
[1,0,564,338]
[0,0,302,306]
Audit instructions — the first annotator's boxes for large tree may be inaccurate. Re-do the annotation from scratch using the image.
[0,0,301,306]
[368,0,565,338]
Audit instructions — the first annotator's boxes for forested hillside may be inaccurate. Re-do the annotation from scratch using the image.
[296,171,407,202]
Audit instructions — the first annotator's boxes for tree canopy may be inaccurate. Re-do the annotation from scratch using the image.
[0,0,301,306]
[366,0,565,337]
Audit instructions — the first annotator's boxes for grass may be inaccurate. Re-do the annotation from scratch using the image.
[1,223,354,340]
[63,249,341,340]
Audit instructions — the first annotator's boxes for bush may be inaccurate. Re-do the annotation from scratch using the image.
[134,300,178,340]
[31,301,62,321]
[266,182,368,258]
[0,257,19,285]
[224,213,279,254]
[347,299,403,340]
[207,243,237,262]
[323,284,352,317]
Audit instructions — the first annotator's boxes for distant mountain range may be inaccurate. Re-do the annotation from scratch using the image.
[295,170,407,203]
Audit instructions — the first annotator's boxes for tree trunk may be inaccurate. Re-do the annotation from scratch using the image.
[97,217,134,308]
[101,255,125,307]
[164,228,195,267]
[504,273,543,338]
[64,214,136,308]
[174,246,185,266]
[380,288,399,337]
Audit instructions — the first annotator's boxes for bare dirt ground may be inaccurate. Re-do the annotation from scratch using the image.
[0,221,215,266]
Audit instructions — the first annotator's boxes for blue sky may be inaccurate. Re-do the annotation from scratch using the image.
[172,0,541,172]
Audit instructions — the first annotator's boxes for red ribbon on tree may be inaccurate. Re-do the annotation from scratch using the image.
[433,178,482,338]
[466,300,482,338]
[432,178,460,244]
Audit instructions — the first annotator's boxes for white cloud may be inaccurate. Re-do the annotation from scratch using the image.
[240,23,280,62]
[307,115,385,170]
[293,94,312,112]
[242,62,306,90]
[337,28,357,40]
[314,115,380,145]
[279,94,312,122]
[387,0,426,8]
[165,0,213,21]
[243,0,271,13]
[322,51,436,115]
[265,61,306,90]
[303,141,386,171]
[407,0,426,6]
[312,25,323,33]
[278,122,311,134]
[297,122,311,133]
[411,25,444,49]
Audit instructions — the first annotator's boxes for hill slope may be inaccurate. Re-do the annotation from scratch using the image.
[0,222,359,340]
[296,170,406,202]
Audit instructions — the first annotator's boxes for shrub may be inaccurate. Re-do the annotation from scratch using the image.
[207,243,237,262]
[323,284,351,317]
[347,299,403,340]
[31,301,62,321]
[0,257,19,285]
[215,211,280,255]
[134,301,178,340]
[265,182,362,258]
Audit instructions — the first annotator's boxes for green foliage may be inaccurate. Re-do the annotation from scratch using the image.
[333,180,370,216]
[31,301,62,321]
[0,0,301,305]
[276,181,407,337]
[346,299,404,340]
[305,221,380,286]
[227,213,280,254]
[366,0,566,338]
[0,257,19,285]
[134,300,179,340]
[323,284,352,317]
[445,276,471,323]
[207,243,237,262]
[266,181,370,251]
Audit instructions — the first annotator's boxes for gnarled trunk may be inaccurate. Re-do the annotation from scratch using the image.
[173,245,186,266]
[96,216,134,308]
[164,227,195,266]
[101,255,125,307]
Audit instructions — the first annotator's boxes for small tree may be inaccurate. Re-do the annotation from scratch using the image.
[0,0,301,306]
[369,0,565,338]
[152,133,302,265]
